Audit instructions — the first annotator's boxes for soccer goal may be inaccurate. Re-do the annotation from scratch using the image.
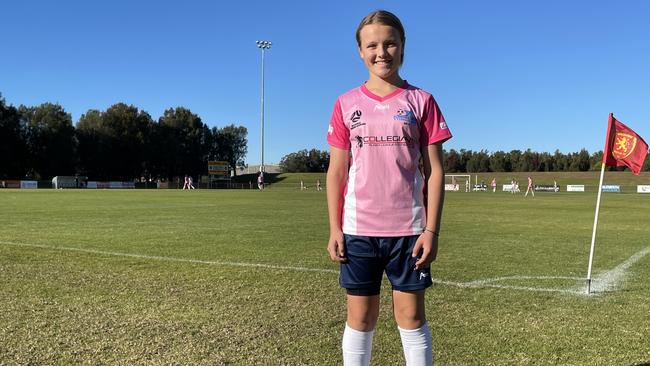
[445,174,471,192]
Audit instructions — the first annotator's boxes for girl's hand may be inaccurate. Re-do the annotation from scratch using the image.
[327,230,347,263]
[412,231,439,269]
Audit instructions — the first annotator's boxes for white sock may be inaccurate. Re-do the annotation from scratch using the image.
[398,322,433,366]
[342,323,374,366]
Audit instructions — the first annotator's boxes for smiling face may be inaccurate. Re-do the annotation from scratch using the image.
[357,23,404,84]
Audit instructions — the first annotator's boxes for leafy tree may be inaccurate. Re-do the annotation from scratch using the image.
[466,149,490,172]
[279,149,329,173]
[0,95,29,179]
[569,148,590,171]
[20,103,76,179]
[213,124,248,176]
[100,103,154,180]
[518,149,537,172]
[158,107,208,179]
[553,149,568,171]
[537,152,554,172]
[488,150,508,172]
[76,109,110,179]
[443,149,461,172]
[509,150,523,172]
[590,151,604,171]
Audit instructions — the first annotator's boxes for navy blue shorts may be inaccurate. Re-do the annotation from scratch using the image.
[340,234,433,295]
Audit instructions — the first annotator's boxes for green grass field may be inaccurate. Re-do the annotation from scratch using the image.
[1,174,650,365]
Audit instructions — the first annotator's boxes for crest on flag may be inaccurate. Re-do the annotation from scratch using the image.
[612,132,638,160]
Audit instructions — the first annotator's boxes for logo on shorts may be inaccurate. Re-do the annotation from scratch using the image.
[419,272,429,280]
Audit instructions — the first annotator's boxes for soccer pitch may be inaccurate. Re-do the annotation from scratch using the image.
[1,186,649,365]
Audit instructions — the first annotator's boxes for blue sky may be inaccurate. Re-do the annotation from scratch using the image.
[2,0,649,165]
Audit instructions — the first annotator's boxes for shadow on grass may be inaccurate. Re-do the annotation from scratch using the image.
[632,363,650,366]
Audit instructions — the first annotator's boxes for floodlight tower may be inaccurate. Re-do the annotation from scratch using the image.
[256,40,272,174]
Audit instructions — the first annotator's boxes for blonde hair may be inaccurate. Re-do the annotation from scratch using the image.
[355,10,406,64]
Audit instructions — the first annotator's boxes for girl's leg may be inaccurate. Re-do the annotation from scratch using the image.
[393,290,432,366]
[343,294,380,366]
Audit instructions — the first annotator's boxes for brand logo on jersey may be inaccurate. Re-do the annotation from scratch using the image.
[439,121,448,130]
[355,136,363,148]
[350,110,366,130]
[393,108,418,125]
[419,272,429,280]
[327,125,334,135]
[374,103,389,111]
[350,110,362,123]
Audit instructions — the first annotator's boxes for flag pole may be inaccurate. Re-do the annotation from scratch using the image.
[585,163,607,294]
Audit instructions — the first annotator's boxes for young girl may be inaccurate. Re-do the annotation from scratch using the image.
[326,10,452,366]
[524,176,535,197]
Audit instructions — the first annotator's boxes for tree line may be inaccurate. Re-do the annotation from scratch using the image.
[0,94,247,181]
[279,148,650,173]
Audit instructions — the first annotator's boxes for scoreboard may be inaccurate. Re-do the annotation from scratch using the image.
[208,161,230,178]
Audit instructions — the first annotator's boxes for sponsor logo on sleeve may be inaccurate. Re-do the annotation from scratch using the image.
[439,121,448,130]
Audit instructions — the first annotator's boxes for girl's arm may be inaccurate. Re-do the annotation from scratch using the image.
[413,142,445,269]
[326,146,349,262]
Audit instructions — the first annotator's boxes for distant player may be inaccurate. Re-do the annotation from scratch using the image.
[188,176,195,189]
[316,179,322,191]
[326,10,452,366]
[182,175,189,190]
[525,176,535,197]
[491,178,497,193]
[257,172,264,190]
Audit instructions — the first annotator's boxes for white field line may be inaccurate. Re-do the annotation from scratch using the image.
[2,240,649,296]
[0,241,338,274]
[587,245,650,293]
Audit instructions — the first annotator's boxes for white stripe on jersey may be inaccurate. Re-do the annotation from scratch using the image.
[411,168,425,234]
[343,160,358,235]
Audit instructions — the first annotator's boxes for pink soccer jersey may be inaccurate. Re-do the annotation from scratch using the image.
[327,82,452,236]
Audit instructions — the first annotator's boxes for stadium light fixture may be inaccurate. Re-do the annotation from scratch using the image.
[256,40,272,174]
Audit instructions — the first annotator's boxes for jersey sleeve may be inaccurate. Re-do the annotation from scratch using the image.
[326,99,350,150]
[420,95,452,146]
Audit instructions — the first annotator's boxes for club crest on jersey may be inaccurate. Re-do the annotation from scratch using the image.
[393,108,417,125]
[613,132,638,159]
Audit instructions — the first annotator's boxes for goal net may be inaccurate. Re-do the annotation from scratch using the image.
[445,174,471,192]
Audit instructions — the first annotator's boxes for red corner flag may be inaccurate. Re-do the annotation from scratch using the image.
[603,113,648,175]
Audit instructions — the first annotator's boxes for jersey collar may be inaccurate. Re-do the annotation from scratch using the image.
[360,81,409,102]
